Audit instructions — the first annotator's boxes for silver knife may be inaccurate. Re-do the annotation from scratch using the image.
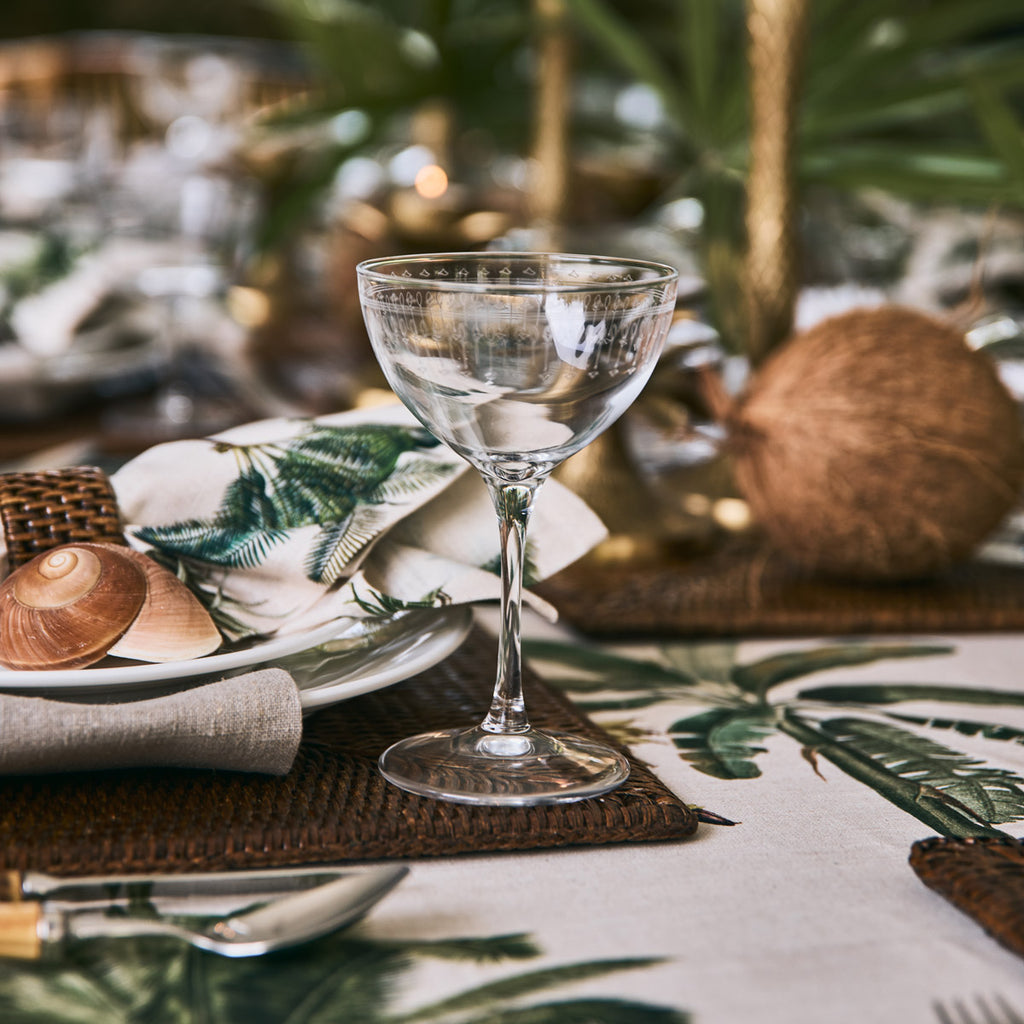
[0,864,408,959]
[4,865,363,904]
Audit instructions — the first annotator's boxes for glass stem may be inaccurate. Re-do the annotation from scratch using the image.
[481,480,539,735]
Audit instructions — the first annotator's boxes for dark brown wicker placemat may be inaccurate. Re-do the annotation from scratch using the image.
[910,836,1024,960]
[0,466,127,569]
[0,628,697,875]
[536,534,1024,638]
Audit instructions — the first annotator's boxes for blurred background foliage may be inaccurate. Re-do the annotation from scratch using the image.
[254,0,1024,345]
[4,0,1024,351]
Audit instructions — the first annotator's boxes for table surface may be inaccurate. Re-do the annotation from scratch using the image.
[1,601,1023,1024]
[1,420,1023,1024]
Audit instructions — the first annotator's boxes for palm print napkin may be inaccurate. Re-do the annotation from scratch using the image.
[110,403,607,642]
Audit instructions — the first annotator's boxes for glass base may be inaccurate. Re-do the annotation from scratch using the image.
[378,725,630,806]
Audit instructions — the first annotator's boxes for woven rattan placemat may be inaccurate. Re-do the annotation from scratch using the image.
[910,836,1024,961]
[536,535,1024,639]
[0,628,697,875]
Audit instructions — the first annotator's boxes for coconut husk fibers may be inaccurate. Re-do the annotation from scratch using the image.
[719,306,1024,581]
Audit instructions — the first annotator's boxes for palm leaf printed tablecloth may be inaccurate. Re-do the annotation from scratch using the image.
[5,628,1024,1022]
[7,413,1024,1019]
[524,634,1024,840]
[511,628,1024,1022]
[103,403,606,641]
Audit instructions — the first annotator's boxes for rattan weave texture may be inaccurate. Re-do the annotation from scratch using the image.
[537,535,1024,638]
[910,836,1024,961]
[0,466,127,568]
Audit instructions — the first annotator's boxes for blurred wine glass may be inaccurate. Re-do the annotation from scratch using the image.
[100,38,262,444]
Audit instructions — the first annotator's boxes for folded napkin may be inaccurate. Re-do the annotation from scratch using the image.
[5,236,183,359]
[0,668,302,775]
[106,402,607,642]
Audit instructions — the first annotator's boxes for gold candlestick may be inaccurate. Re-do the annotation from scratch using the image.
[744,0,809,364]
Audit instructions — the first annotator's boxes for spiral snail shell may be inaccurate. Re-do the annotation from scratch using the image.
[0,543,221,671]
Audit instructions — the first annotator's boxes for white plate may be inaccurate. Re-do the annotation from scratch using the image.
[0,607,473,702]
[287,606,474,712]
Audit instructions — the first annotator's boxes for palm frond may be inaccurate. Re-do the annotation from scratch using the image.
[366,457,461,503]
[661,642,739,686]
[159,526,287,571]
[222,424,449,530]
[393,957,667,1024]
[0,936,190,1023]
[799,144,1020,203]
[350,585,446,617]
[732,644,953,697]
[135,519,214,551]
[798,683,1024,708]
[290,423,439,465]
[878,0,1024,52]
[135,522,290,569]
[0,930,683,1024]
[567,0,1024,240]
[373,933,540,963]
[522,640,699,690]
[566,695,668,713]
[304,506,395,585]
[261,471,353,527]
[780,710,1005,837]
[263,0,440,108]
[217,467,280,527]
[821,717,1024,825]
[967,75,1024,198]
[565,0,687,128]
[888,712,1024,746]
[455,1000,689,1024]
[669,708,774,780]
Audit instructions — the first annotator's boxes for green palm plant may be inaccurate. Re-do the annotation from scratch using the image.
[255,0,1024,361]
[571,0,1024,201]
[567,0,1024,348]
[0,929,688,1024]
[525,637,1024,838]
[253,0,536,249]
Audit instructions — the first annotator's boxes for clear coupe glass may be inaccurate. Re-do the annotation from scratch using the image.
[357,252,678,805]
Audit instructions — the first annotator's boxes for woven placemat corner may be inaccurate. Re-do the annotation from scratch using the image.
[0,465,127,569]
[910,835,1024,961]
[0,628,697,875]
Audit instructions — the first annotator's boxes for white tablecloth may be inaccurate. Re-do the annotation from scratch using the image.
[357,615,1024,1024]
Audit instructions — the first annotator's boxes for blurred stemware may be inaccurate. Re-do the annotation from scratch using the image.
[99,39,261,443]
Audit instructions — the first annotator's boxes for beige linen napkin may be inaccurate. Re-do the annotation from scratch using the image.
[0,669,302,775]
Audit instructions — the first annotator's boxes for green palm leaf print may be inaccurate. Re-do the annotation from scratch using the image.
[799,683,1024,708]
[529,637,1024,836]
[0,930,687,1024]
[731,644,953,697]
[670,708,776,780]
[819,717,1024,825]
[136,423,460,585]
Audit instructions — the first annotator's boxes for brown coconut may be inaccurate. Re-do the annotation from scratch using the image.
[717,306,1024,580]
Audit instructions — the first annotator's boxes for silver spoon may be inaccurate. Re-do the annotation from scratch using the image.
[0,864,408,959]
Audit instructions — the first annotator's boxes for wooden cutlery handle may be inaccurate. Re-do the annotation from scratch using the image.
[0,870,22,902]
[0,903,42,959]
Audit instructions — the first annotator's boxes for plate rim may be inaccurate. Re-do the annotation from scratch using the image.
[0,615,386,691]
[297,604,474,711]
